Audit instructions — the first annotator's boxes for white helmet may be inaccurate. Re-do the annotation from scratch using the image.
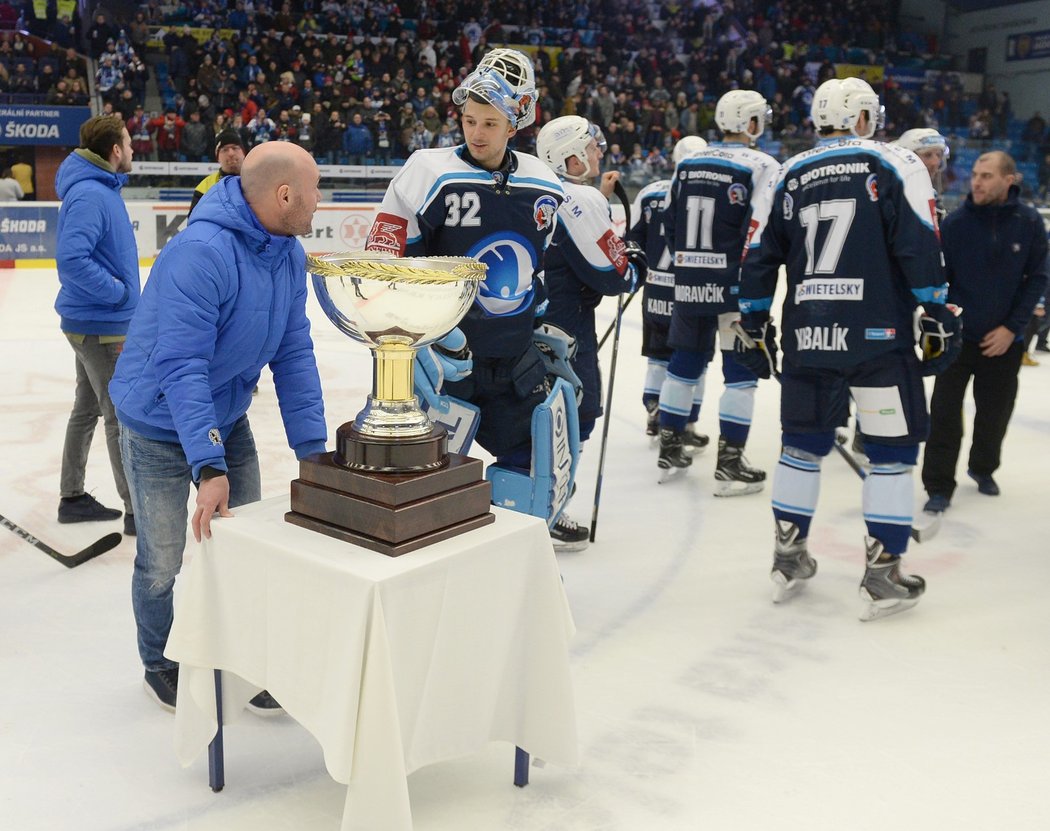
[810,77,884,139]
[893,128,949,169]
[536,115,606,178]
[715,90,770,139]
[672,135,708,165]
[452,48,537,128]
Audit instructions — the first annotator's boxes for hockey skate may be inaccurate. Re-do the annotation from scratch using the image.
[657,428,692,483]
[770,520,818,603]
[858,537,925,621]
[713,437,765,496]
[549,513,589,553]
[681,425,710,457]
[645,400,659,437]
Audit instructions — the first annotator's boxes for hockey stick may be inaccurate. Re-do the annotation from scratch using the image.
[589,180,634,542]
[728,322,939,543]
[0,513,122,568]
[589,288,624,543]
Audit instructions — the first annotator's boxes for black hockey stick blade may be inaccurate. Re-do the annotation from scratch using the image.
[0,513,122,568]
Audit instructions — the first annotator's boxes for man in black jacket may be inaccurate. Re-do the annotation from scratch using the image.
[922,151,1049,510]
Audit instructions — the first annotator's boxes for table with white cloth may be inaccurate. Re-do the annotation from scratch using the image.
[165,495,578,831]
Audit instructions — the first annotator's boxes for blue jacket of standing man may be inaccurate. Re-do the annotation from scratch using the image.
[54,114,140,532]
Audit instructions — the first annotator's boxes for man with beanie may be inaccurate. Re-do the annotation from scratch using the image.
[188,128,246,215]
[55,114,140,535]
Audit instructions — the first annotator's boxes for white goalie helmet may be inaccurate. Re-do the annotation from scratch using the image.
[894,128,950,169]
[452,48,538,128]
[810,77,885,138]
[715,90,771,139]
[536,115,606,178]
[672,135,708,165]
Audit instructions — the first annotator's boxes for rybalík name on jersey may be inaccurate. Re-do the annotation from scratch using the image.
[676,283,724,303]
[676,251,727,269]
[794,324,849,351]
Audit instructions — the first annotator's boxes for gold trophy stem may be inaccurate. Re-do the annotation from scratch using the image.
[373,342,415,402]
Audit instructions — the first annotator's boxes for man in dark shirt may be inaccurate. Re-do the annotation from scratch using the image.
[922,151,1049,510]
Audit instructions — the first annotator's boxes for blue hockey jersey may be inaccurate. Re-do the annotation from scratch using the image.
[543,178,632,350]
[628,179,675,329]
[664,143,780,316]
[365,146,564,358]
[740,138,947,369]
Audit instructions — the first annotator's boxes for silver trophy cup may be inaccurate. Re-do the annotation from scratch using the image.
[308,251,486,471]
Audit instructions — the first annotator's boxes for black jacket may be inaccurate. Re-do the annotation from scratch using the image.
[942,185,1049,342]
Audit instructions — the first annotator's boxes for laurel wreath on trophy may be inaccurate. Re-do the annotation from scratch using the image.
[306,253,487,285]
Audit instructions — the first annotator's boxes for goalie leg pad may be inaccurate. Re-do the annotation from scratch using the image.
[486,378,580,527]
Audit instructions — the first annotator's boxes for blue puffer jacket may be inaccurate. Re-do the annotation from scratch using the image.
[54,149,140,335]
[110,176,327,479]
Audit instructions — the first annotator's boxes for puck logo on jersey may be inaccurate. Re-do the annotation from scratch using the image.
[865,173,879,202]
[597,229,628,272]
[469,231,538,317]
[727,183,748,205]
[533,195,558,231]
[366,212,408,254]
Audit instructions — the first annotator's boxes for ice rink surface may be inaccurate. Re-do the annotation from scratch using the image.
[2,266,1048,831]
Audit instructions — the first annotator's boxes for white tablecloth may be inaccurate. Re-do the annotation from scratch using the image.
[165,496,578,831]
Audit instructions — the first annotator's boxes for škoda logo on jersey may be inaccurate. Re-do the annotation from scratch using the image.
[366,212,407,253]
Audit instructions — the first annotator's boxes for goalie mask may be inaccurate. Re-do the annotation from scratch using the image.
[811,77,885,139]
[672,135,708,166]
[536,115,606,181]
[452,48,537,129]
[715,90,771,140]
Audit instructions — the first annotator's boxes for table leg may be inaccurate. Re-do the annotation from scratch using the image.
[208,669,225,792]
[513,746,529,787]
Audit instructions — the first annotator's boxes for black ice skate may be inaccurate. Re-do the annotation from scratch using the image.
[645,400,659,439]
[681,425,710,457]
[657,428,692,483]
[858,537,925,621]
[549,513,589,552]
[770,520,818,603]
[714,437,765,497]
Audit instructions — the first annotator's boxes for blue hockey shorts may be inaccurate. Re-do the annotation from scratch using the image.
[641,318,673,361]
[668,309,719,354]
[780,349,929,445]
[445,346,548,458]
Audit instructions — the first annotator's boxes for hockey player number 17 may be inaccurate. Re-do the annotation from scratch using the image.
[798,198,856,275]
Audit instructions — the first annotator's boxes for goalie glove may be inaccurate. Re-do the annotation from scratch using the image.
[914,303,962,376]
[415,327,472,411]
[731,316,779,380]
[624,239,647,292]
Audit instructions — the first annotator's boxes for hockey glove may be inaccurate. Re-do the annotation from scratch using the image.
[416,327,472,408]
[914,303,962,376]
[533,322,584,404]
[624,240,648,291]
[732,317,779,380]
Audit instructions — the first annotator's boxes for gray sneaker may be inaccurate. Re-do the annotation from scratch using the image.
[859,537,926,621]
[771,520,817,602]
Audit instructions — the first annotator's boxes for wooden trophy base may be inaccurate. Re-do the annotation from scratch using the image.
[285,432,494,556]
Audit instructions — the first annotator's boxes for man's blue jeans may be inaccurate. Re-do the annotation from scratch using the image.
[120,416,261,671]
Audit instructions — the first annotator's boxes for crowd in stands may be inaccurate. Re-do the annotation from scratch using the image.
[2,0,1049,202]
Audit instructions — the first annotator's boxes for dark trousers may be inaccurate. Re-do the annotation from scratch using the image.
[922,340,1023,497]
